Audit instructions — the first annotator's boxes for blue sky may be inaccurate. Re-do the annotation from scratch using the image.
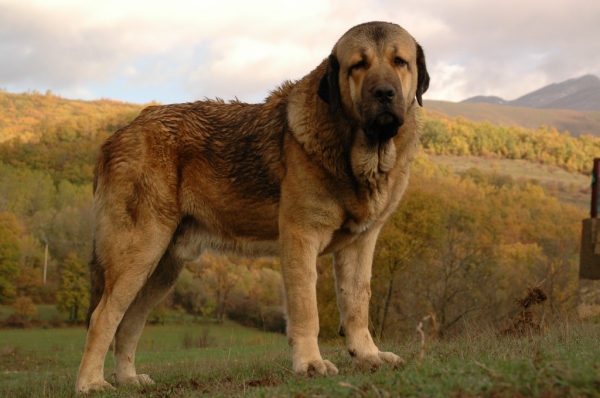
[1,0,599,105]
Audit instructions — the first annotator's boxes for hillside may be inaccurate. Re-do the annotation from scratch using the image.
[462,74,600,112]
[2,89,599,143]
[424,100,600,137]
[427,155,591,211]
[0,90,146,143]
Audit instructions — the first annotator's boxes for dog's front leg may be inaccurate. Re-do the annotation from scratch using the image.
[280,225,339,376]
[333,226,404,370]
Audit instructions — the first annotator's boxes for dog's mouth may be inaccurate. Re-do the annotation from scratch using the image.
[368,112,403,142]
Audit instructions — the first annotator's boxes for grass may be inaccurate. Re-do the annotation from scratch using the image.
[1,318,600,397]
[0,320,287,397]
[0,304,62,322]
[243,320,600,397]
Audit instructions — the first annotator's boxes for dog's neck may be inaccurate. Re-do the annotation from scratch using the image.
[287,77,420,193]
[287,76,354,181]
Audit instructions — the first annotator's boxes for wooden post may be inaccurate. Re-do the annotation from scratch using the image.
[580,158,600,279]
[591,158,600,218]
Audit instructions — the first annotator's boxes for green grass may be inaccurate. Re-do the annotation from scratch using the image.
[0,320,287,397]
[0,304,62,321]
[2,319,600,397]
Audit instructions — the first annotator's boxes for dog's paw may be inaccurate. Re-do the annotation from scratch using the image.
[354,351,404,371]
[76,379,116,394]
[294,359,339,376]
[116,373,155,386]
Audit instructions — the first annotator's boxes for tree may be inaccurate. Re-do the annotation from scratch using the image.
[13,296,37,320]
[14,266,43,301]
[179,254,244,323]
[56,252,89,323]
[0,212,22,303]
[371,185,444,338]
[418,203,497,336]
[173,267,215,320]
[200,254,242,323]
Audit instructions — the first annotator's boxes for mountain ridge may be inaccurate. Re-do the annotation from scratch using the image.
[462,74,600,112]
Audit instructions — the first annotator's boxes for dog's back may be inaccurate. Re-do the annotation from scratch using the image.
[86,88,293,332]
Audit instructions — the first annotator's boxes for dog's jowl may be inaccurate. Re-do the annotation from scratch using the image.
[76,21,429,393]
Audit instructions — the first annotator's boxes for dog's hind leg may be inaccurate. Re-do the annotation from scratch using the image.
[76,225,174,394]
[112,246,185,386]
[333,225,404,370]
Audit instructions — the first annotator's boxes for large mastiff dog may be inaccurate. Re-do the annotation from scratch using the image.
[76,21,429,393]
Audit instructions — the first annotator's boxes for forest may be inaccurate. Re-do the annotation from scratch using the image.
[0,90,595,337]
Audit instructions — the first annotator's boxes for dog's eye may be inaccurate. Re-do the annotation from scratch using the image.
[350,60,367,72]
[394,57,407,67]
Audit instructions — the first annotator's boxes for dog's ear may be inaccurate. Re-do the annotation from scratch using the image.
[415,43,430,107]
[318,54,341,112]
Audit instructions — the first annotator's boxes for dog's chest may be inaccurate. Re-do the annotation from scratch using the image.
[340,164,406,235]
[324,202,387,254]
[342,217,376,234]
[342,187,395,234]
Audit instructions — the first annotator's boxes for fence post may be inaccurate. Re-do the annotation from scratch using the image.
[591,158,600,218]
[580,158,600,280]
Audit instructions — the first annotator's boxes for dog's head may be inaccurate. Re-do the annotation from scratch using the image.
[318,22,430,143]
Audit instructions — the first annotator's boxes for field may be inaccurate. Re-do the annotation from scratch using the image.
[0,319,288,397]
[1,316,600,397]
[428,154,592,210]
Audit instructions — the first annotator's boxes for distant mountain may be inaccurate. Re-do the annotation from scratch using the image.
[462,95,507,105]
[461,75,600,112]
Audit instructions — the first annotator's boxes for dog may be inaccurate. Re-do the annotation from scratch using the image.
[75,21,429,393]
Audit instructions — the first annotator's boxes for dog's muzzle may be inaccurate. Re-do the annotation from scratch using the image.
[369,111,403,142]
[363,82,404,142]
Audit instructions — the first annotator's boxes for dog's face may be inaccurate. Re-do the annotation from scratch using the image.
[318,22,430,143]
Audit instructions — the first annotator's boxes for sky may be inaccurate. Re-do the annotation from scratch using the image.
[1,0,599,105]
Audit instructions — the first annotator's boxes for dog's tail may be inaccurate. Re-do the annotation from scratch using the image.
[85,242,105,329]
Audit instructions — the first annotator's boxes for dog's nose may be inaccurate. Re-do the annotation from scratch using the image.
[373,84,396,104]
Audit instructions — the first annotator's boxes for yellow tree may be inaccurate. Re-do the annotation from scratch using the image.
[13,296,37,321]
[371,183,445,339]
[199,253,242,323]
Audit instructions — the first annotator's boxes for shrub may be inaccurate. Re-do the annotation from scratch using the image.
[227,298,285,333]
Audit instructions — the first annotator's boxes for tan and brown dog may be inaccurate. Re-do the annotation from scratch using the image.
[76,21,429,393]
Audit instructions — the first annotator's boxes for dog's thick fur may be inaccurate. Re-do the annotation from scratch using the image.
[76,21,429,393]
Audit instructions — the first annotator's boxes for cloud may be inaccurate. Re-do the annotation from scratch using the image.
[415,0,600,100]
[0,3,142,88]
[1,0,599,103]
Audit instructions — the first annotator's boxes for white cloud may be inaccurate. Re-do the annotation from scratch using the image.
[429,63,467,101]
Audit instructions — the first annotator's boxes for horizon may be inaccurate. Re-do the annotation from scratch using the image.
[3,72,598,106]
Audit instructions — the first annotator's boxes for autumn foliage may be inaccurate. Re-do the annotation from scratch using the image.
[0,91,591,333]
[421,111,600,174]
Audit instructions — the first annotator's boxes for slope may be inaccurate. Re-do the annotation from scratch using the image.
[424,100,600,137]
[0,90,146,143]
